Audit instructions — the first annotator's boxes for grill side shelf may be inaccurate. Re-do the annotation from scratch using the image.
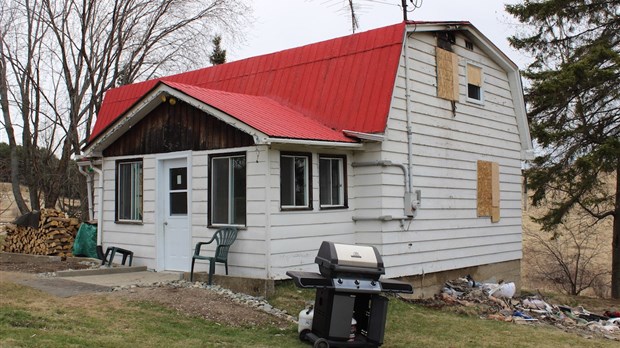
[286,271,332,288]
[379,278,414,294]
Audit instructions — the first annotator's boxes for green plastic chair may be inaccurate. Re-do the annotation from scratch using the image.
[190,227,238,284]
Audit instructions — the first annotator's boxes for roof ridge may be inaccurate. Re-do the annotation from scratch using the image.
[195,39,404,88]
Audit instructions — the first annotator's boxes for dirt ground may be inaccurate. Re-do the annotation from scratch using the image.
[0,256,292,329]
[0,255,96,273]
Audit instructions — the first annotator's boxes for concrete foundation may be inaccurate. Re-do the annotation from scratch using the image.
[3,252,519,299]
[397,259,522,299]
[184,273,276,298]
[187,260,520,299]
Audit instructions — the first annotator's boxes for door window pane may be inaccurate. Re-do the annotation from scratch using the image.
[170,167,187,190]
[170,192,188,215]
[168,166,188,216]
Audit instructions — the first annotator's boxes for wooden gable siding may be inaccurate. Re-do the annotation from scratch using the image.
[103,100,254,157]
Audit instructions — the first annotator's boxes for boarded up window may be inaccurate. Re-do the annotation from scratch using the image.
[467,64,482,100]
[477,160,500,222]
[436,47,459,101]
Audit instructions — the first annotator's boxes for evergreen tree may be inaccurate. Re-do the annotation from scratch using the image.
[209,35,227,65]
[506,0,620,298]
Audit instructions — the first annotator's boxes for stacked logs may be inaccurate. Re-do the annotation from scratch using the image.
[1,209,80,258]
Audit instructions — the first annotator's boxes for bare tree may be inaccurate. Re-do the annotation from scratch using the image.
[524,207,612,297]
[0,0,250,216]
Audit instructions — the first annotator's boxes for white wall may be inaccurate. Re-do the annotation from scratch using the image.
[374,31,524,278]
[94,144,358,279]
[268,145,357,278]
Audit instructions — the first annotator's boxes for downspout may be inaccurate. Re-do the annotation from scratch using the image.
[264,147,272,280]
[89,161,104,245]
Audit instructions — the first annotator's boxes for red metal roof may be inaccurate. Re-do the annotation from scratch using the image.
[162,81,354,142]
[89,22,406,144]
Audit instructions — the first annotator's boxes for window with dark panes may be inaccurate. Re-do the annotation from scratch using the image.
[210,154,246,225]
[116,159,143,222]
[467,64,483,101]
[169,167,187,215]
[319,156,346,208]
[280,153,311,209]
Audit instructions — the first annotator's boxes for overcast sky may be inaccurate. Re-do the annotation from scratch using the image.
[1,0,531,145]
[229,0,529,68]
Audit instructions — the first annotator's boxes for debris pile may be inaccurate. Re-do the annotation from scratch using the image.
[411,276,620,341]
[1,209,79,258]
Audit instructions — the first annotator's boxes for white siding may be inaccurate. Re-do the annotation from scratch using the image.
[370,31,524,278]
[97,155,158,267]
[93,145,358,280]
[268,145,356,278]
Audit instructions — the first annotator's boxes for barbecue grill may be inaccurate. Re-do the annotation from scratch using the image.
[287,241,413,348]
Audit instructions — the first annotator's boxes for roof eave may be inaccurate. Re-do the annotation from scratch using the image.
[83,83,270,156]
[342,130,385,142]
[265,137,363,148]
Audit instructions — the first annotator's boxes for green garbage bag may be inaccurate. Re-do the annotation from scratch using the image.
[72,223,98,258]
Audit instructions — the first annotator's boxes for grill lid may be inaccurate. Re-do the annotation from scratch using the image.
[315,241,385,279]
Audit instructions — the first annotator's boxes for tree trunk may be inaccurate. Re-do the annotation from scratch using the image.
[10,147,30,214]
[612,162,620,299]
[43,137,72,209]
[78,174,89,220]
[0,41,29,214]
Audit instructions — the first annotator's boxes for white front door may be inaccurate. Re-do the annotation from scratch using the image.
[162,158,190,271]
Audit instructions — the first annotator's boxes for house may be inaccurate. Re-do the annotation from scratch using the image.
[81,21,532,295]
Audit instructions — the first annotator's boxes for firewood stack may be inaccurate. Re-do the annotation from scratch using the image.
[1,208,80,258]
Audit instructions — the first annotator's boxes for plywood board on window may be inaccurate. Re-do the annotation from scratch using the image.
[467,64,482,87]
[477,160,492,217]
[477,160,500,222]
[436,47,459,101]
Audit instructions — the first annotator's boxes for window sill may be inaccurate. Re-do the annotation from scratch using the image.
[280,206,313,212]
[208,224,247,230]
[320,205,348,210]
[115,220,143,225]
[466,97,484,105]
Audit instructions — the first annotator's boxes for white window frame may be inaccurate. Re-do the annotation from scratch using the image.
[466,63,484,104]
[280,152,311,210]
[116,159,143,222]
[319,155,346,209]
[210,153,246,226]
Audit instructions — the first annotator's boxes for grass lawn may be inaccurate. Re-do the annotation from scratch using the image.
[1,279,618,348]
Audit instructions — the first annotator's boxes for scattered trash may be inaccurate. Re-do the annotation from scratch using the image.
[407,275,620,341]
[489,282,516,299]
